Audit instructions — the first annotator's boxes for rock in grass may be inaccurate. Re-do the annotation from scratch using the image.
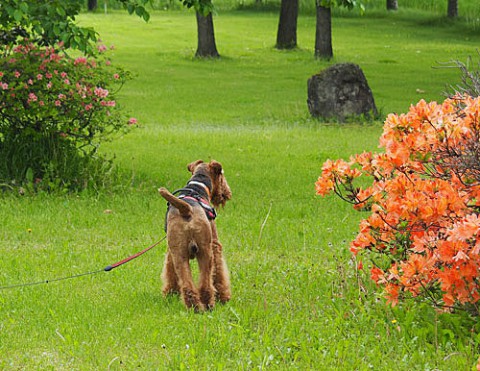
[307,63,377,121]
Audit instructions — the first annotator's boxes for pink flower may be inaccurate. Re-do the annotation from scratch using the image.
[36,74,43,80]
[74,57,88,65]
[105,60,111,66]
[58,94,66,100]
[14,70,21,78]
[60,72,67,78]
[113,73,119,80]
[64,79,70,85]
[45,72,52,79]
[97,44,107,53]
[27,79,33,85]
[1,82,8,90]
[46,82,52,89]
[39,100,45,106]
[85,103,93,111]
[101,100,116,107]
[94,87,109,98]
[55,100,61,106]
[0,72,3,77]
[28,93,38,102]
[128,118,138,125]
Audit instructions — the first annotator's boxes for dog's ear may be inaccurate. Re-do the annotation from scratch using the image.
[209,160,223,176]
[187,160,204,173]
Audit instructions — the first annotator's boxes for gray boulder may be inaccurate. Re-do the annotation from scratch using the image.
[307,63,377,121]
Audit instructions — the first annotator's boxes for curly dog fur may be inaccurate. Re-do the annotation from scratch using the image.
[159,160,232,311]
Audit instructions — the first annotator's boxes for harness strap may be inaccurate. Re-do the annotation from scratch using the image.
[166,187,217,223]
[179,195,217,220]
[187,180,211,198]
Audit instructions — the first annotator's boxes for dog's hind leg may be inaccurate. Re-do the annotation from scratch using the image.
[161,250,180,295]
[171,251,204,312]
[196,242,216,310]
[212,240,231,303]
[210,222,231,303]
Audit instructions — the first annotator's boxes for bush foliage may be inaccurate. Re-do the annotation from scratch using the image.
[0,41,136,191]
[0,0,148,192]
[316,95,480,313]
[0,0,150,55]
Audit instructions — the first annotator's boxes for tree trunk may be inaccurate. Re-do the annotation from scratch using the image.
[315,5,333,60]
[447,0,458,18]
[195,11,220,58]
[386,0,398,11]
[276,0,298,50]
[87,0,98,11]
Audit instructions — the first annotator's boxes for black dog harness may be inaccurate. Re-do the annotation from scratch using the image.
[164,180,217,232]
[173,187,217,221]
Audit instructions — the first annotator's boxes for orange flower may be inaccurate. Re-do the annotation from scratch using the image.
[385,283,400,306]
[370,266,385,283]
[317,95,480,309]
[448,214,480,242]
[315,176,334,196]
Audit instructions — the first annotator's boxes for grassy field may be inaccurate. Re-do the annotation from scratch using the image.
[1,8,480,369]
[77,8,480,126]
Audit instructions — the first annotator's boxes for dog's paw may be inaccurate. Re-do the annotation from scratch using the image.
[200,287,216,310]
[182,288,204,312]
[217,293,231,304]
[162,286,180,297]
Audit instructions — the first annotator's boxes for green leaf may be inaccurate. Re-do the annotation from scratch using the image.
[5,5,16,17]
[26,168,33,183]
[56,7,66,17]
[53,24,61,36]
[135,6,144,17]
[19,2,29,13]
[13,9,24,22]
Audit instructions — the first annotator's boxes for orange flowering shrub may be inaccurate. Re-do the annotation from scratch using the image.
[316,96,480,311]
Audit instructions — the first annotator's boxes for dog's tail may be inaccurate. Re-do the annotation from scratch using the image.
[158,187,193,218]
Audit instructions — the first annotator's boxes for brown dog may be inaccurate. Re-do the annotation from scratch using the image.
[159,160,232,311]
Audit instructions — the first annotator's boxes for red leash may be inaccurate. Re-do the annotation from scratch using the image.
[0,236,166,290]
[104,237,165,271]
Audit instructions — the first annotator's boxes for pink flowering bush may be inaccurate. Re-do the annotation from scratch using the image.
[0,40,137,191]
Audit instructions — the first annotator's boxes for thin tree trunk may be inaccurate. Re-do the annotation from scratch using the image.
[195,11,220,58]
[386,0,398,11]
[276,0,298,50]
[315,5,333,60]
[87,0,98,11]
[447,0,458,18]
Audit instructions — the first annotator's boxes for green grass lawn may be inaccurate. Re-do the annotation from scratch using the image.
[81,9,479,125]
[1,9,480,369]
